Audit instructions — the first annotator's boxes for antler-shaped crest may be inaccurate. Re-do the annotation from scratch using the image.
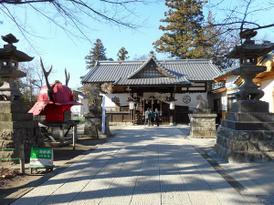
[40,58,54,102]
[65,68,70,86]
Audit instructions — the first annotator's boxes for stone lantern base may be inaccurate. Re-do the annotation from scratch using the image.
[189,113,217,138]
[83,113,111,139]
[0,101,40,166]
[84,114,100,139]
[216,100,274,162]
[216,126,274,162]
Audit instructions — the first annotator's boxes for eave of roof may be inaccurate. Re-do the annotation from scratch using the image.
[114,76,191,86]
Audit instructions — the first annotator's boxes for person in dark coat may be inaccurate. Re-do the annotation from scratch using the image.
[148,108,152,126]
[144,108,149,125]
[154,108,160,127]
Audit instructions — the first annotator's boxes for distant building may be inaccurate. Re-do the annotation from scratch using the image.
[81,56,221,124]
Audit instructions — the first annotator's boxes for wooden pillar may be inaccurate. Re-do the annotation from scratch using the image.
[169,110,174,125]
[19,144,25,174]
[133,107,136,124]
[272,89,274,113]
[142,99,145,116]
[72,125,77,150]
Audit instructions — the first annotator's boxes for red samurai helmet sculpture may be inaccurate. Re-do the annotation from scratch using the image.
[29,59,80,122]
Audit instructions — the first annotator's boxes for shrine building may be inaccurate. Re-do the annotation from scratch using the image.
[81,56,221,124]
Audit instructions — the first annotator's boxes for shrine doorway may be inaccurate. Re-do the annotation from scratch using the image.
[144,100,160,112]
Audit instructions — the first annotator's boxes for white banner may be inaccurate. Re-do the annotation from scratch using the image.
[101,95,106,134]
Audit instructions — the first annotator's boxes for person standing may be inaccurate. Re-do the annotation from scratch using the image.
[144,108,149,125]
[148,108,152,126]
[151,109,155,126]
[154,108,160,127]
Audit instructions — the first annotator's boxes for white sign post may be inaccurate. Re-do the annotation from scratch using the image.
[101,95,106,134]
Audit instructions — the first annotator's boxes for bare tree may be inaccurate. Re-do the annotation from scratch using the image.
[0,0,148,41]
[207,0,274,37]
[18,61,45,107]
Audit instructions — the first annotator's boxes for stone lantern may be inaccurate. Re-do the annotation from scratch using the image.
[0,34,40,165]
[216,29,274,162]
[0,34,31,100]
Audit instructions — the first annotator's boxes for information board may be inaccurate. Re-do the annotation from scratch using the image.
[30,147,53,168]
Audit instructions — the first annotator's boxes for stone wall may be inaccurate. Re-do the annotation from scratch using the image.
[0,101,40,166]
[216,126,274,162]
[189,114,217,138]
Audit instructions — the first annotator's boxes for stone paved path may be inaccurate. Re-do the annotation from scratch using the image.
[12,126,261,205]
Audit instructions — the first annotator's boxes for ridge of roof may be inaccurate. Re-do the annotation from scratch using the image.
[95,58,214,65]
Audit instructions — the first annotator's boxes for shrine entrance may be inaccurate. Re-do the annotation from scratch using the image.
[144,100,160,112]
[143,100,170,123]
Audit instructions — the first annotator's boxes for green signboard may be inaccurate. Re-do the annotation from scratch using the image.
[30,147,53,168]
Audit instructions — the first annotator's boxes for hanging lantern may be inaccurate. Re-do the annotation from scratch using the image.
[129,101,135,110]
[169,101,175,110]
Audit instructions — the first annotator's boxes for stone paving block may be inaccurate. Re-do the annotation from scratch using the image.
[12,152,117,205]
[12,125,265,205]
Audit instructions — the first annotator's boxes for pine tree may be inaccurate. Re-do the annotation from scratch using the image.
[85,39,107,69]
[154,0,210,59]
[117,47,129,61]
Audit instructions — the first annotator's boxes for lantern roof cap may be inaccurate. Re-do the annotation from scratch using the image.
[228,29,274,59]
[0,33,33,62]
[228,43,274,59]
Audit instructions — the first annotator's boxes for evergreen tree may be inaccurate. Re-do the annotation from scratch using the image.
[149,50,156,56]
[117,47,129,61]
[154,0,210,59]
[85,39,107,69]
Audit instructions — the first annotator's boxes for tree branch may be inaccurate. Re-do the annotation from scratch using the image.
[0,0,145,42]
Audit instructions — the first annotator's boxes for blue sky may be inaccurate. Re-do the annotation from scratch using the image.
[0,1,167,89]
[1,0,274,89]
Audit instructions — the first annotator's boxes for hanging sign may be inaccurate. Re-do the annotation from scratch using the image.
[169,101,175,110]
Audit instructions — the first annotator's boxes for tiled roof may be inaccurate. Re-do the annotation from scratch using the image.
[214,67,237,79]
[82,58,221,86]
